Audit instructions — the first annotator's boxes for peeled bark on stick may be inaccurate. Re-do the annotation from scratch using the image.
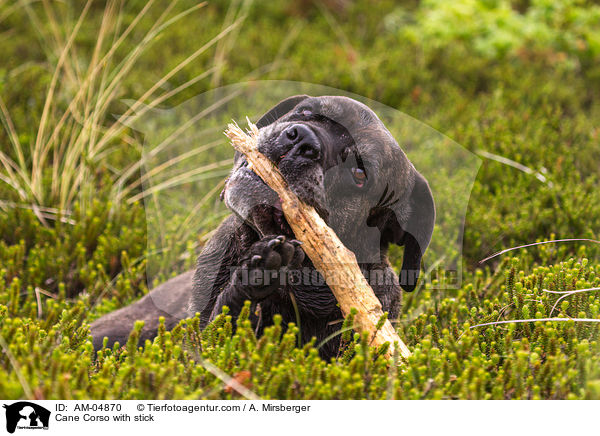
[225,120,411,362]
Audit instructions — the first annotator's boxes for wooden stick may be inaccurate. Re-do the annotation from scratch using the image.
[225,120,411,362]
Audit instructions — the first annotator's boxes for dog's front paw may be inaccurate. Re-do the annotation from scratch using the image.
[233,235,305,301]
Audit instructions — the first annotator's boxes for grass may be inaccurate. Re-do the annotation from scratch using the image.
[0,0,246,215]
[0,0,599,399]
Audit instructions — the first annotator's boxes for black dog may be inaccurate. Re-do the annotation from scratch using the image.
[91,95,435,359]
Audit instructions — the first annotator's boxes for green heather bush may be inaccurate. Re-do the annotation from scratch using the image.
[0,0,599,399]
[391,0,600,63]
[0,257,599,399]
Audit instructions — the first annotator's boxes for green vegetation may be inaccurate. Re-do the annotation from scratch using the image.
[0,0,599,399]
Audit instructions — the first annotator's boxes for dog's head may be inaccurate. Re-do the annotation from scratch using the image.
[222,95,435,291]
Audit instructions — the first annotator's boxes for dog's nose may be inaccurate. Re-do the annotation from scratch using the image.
[279,124,321,161]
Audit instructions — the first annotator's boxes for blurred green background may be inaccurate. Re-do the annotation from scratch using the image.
[0,0,599,399]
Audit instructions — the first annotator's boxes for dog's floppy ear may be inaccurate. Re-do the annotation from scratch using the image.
[400,172,435,291]
[256,95,310,128]
[381,171,435,292]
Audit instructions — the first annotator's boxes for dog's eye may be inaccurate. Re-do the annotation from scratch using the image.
[296,107,312,117]
[351,167,367,187]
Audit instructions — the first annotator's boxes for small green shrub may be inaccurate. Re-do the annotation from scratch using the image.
[390,0,600,64]
[0,258,599,399]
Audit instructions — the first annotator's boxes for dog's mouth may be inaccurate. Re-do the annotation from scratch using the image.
[224,119,331,239]
[225,155,330,235]
[248,200,295,238]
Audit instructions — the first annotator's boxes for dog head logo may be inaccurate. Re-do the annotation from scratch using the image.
[3,402,50,433]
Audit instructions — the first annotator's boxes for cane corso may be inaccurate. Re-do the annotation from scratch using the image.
[90,95,435,359]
